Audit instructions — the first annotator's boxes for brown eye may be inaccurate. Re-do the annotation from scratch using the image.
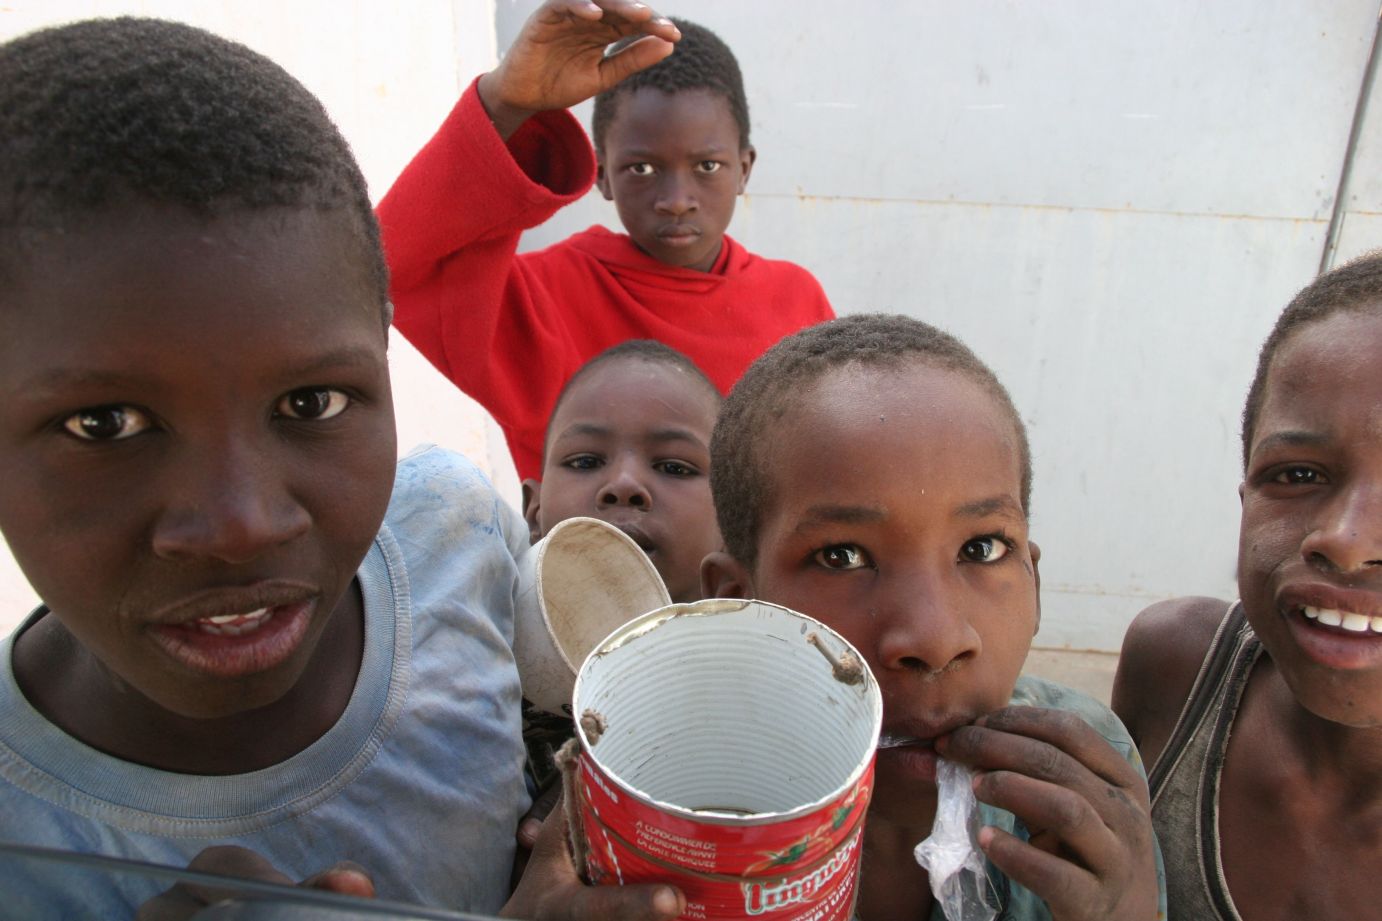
[1274,466,1324,485]
[654,460,698,477]
[63,405,151,441]
[276,387,349,421]
[814,544,870,571]
[960,537,1010,563]
[562,455,603,471]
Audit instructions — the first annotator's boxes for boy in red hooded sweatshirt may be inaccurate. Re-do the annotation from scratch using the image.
[378,0,833,480]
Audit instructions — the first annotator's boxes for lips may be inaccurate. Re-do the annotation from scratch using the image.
[655,224,701,245]
[146,583,318,679]
[608,521,658,557]
[1277,583,1382,670]
[874,714,975,784]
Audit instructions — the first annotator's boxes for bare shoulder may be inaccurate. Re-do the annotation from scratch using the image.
[1112,596,1232,767]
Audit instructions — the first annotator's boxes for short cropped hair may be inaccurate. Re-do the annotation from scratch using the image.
[1241,251,1382,468]
[591,18,751,153]
[712,314,1033,568]
[0,17,387,305]
[543,339,722,460]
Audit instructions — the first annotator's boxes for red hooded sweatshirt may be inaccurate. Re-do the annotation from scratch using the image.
[378,79,834,480]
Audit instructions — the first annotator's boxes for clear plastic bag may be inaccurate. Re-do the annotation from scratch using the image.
[912,758,997,921]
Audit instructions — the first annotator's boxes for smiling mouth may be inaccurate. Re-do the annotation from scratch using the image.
[1301,605,1382,635]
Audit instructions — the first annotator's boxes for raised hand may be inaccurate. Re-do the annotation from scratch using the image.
[478,0,681,139]
[937,707,1159,921]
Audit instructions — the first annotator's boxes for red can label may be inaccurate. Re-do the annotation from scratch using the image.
[576,752,874,921]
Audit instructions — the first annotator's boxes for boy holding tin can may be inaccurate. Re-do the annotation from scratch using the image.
[700,314,1164,920]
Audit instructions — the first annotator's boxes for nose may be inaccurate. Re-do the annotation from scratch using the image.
[654,172,697,216]
[596,456,653,510]
[874,569,982,676]
[152,443,312,564]
[1301,480,1382,575]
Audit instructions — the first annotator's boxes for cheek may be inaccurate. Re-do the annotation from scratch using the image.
[1237,503,1299,583]
[0,458,148,610]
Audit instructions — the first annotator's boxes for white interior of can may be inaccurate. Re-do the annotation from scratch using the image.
[575,600,881,821]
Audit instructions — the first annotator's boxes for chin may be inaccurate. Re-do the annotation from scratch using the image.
[1287,673,1382,728]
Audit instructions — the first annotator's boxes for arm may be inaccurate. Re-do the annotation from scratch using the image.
[377,1,680,470]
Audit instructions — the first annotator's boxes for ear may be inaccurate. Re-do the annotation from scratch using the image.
[1028,540,1043,635]
[737,145,757,194]
[596,160,614,201]
[700,551,755,600]
[520,478,543,545]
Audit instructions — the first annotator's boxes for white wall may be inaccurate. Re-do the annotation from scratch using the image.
[498,0,1382,651]
[3,2,1380,650]
[0,0,515,633]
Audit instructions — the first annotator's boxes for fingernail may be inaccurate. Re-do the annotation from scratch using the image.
[653,886,681,915]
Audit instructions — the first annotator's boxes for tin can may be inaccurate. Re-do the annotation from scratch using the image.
[571,599,882,921]
[513,516,671,714]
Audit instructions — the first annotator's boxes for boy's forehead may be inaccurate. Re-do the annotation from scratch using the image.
[554,358,719,428]
[2,204,389,357]
[752,362,1023,504]
[9,203,384,319]
[1258,310,1382,432]
[601,87,743,154]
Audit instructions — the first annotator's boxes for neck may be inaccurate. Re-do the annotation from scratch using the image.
[855,790,937,920]
[14,583,364,774]
[1273,669,1382,798]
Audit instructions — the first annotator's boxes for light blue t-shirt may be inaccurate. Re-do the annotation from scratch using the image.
[0,447,531,917]
[925,676,1168,921]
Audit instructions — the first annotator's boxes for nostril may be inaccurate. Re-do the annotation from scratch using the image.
[629,494,645,507]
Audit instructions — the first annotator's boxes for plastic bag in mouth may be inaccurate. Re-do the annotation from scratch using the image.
[912,757,997,921]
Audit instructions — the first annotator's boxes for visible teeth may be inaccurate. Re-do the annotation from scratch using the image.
[204,609,267,624]
[194,607,271,636]
[1343,613,1372,633]
[1303,606,1382,634]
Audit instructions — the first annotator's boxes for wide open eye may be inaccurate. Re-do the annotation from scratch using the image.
[276,387,349,421]
[62,405,152,441]
[696,160,723,174]
[813,544,872,571]
[627,163,655,177]
[959,536,1011,563]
